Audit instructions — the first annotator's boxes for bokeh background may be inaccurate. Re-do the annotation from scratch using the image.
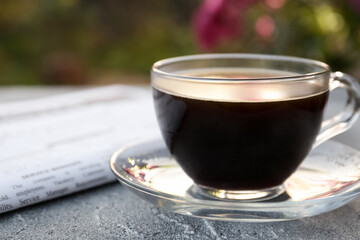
[1,0,360,85]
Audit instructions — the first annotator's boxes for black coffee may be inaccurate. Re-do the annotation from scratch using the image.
[152,66,329,190]
[153,87,328,190]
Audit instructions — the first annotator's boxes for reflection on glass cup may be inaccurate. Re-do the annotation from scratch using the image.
[151,54,360,201]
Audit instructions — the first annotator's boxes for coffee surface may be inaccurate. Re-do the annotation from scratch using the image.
[176,67,296,79]
[153,70,329,190]
[152,67,328,102]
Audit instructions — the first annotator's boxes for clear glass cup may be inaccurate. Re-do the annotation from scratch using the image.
[151,54,360,201]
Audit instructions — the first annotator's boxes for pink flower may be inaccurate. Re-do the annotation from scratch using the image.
[193,0,256,50]
[255,15,275,40]
[264,0,286,10]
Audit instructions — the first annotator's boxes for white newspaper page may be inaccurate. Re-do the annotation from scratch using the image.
[0,85,160,214]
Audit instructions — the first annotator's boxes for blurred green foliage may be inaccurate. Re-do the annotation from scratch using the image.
[217,0,360,74]
[0,0,359,85]
[0,0,198,85]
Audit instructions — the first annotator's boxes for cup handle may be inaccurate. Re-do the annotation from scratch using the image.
[314,71,360,148]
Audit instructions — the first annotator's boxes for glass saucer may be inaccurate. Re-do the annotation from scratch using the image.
[110,139,360,222]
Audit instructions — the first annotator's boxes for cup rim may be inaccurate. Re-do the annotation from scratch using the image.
[151,53,331,83]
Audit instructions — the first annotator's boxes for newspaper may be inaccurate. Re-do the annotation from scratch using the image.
[0,85,160,214]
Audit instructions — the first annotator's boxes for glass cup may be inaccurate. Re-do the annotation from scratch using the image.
[151,54,360,201]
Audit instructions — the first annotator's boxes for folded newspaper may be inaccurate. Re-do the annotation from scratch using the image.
[0,85,160,214]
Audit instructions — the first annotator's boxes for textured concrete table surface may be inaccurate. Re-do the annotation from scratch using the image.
[0,87,359,240]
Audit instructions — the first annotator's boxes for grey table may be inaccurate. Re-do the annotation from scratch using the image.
[0,87,359,240]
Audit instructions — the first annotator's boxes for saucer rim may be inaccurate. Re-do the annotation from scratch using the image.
[110,139,360,209]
